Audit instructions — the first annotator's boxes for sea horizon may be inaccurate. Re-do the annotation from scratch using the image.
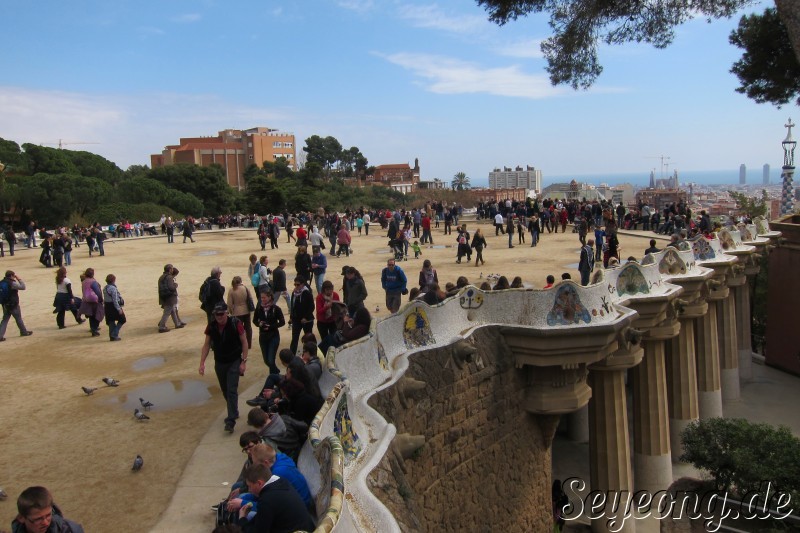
[471,168,785,189]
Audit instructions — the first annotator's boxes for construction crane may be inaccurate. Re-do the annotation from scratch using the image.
[644,155,671,179]
[41,139,100,149]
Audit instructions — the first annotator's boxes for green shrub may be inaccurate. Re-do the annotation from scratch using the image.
[681,418,800,503]
[86,202,182,225]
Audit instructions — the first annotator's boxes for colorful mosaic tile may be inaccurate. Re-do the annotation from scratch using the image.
[691,238,715,261]
[459,287,484,309]
[616,264,650,296]
[718,229,736,251]
[659,249,688,275]
[546,284,592,326]
[738,224,753,241]
[377,340,388,371]
[403,307,435,348]
[334,394,362,465]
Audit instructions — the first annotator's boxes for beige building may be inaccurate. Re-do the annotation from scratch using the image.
[151,127,296,190]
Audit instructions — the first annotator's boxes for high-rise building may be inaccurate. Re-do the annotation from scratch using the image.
[150,127,296,190]
[488,165,542,194]
[739,164,747,185]
[763,164,770,185]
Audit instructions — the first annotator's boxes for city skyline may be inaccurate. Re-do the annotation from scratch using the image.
[0,1,792,187]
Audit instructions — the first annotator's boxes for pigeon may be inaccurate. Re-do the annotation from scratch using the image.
[81,386,97,396]
[102,377,120,387]
[139,398,154,411]
[132,455,143,471]
[133,408,150,421]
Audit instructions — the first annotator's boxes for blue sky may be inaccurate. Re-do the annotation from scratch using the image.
[0,0,793,187]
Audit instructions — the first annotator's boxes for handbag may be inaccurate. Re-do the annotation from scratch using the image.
[251,270,260,287]
[246,288,255,312]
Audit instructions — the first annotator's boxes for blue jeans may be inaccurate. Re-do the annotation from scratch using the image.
[314,272,325,295]
[259,334,280,375]
[214,359,241,426]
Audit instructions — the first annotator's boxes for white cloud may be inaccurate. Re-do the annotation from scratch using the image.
[378,53,564,99]
[137,26,165,36]
[0,86,298,168]
[173,13,202,23]
[494,39,544,59]
[396,3,486,34]
[337,0,373,13]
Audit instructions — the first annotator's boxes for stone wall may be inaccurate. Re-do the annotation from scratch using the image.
[368,327,557,532]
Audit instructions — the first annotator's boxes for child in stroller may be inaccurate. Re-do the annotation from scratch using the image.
[388,236,405,261]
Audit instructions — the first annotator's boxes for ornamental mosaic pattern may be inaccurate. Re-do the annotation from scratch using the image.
[334,394,362,465]
[546,284,592,326]
[403,307,435,348]
[754,216,770,235]
[659,249,688,275]
[691,238,715,261]
[738,224,753,241]
[376,340,388,371]
[459,287,484,309]
[615,264,650,297]
[718,229,736,251]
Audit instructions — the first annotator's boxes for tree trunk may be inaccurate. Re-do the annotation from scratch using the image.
[775,0,800,64]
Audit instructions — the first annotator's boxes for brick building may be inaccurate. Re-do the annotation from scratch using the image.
[151,127,296,190]
[368,159,420,194]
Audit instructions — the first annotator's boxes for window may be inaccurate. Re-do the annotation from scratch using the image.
[273,141,282,148]
[284,142,293,148]
[249,155,253,159]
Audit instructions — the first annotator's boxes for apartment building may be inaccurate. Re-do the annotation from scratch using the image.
[151,127,296,189]
[488,165,542,194]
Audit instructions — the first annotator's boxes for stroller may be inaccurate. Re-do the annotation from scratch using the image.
[388,237,405,261]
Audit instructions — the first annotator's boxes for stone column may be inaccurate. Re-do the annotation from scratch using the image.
[589,367,634,533]
[717,291,740,400]
[734,283,753,381]
[568,405,589,443]
[694,303,722,419]
[666,318,699,462]
[632,338,672,494]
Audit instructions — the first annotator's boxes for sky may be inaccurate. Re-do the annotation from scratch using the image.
[0,0,794,187]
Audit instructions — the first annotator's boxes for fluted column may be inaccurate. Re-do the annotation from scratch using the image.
[589,367,634,533]
[734,283,753,381]
[632,338,672,494]
[717,292,740,400]
[694,303,722,419]
[666,318,699,462]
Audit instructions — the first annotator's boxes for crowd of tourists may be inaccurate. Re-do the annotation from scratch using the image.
[1,196,744,531]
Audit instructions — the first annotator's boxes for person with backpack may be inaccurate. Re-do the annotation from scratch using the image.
[200,266,226,323]
[157,263,183,333]
[199,302,248,433]
[0,270,33,341]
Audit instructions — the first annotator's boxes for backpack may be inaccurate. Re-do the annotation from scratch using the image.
[458,234,466,245]
[0,279,10,305]
[199,278,210,308]
[251,270,260,287]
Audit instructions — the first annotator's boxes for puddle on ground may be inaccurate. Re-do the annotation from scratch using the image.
[565,262,580,269]
[131,356,166,372]
[197,250,220,256]
[106,380,212,411]
[429,245,453,249]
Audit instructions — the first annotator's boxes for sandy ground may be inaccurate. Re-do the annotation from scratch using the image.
[0,219,653,532]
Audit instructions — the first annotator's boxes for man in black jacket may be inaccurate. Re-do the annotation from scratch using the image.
[201,266,226,323]
[241,463,315,533]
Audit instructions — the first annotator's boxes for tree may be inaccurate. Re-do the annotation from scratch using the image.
[303,135,343,179]
[451,172,471,191]
[729,189,769,218]
[147,163,237,215]
[730,8,800,107]
[475,0,800,91]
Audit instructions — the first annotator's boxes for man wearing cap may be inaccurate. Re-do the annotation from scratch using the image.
[200,302,248,433]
